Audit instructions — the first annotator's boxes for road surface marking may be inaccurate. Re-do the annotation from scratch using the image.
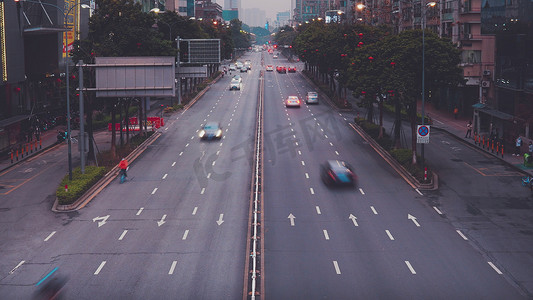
[192,207,198,215]
[201,188,205,194]
[44,231,56,242]
[321,128,324,132]
[305,173,309,179]
[207,173,211,179]
[118,230,128,240]
[172,162,176,166]
[36,267,58,286]
[405,261,416,274]
[220,142,223,146]
[293,135,296,138]
[335,151,339,156]
[386,230,394,240]
[151,188,158,195]
[310,188,315,195]
[291,128,294,132]
[165,127,168,131]
[329,142,334,146]
[301,161,305,166]
[136,207,144,215]
[9,261,25,274]
[333,261,341,274]
[359,188,365,195]
[162,174,168,179]
[212,161,216,166]
[456,230,468,240]
[295,142,299,146]
[157,215,167,226]
[288,214,295,226]
[185,143,189,147]
[168,261,177,275]
[324,135,328,139]
[94,261,106,275]
[488,262,503,274]
[370,206,378,214]
[433,206,443,215]
[216,150,220,155]
[408,214,420,227]
[323,230,330,240]
[343,118,347,121]
[316,206,321,215]
[182,230,189,240]
[191,136,194,140]
[179,152,183,156]
[298,150,302,155]
[415,189,423,196]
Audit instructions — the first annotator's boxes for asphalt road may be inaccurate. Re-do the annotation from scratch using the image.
[262,52,525,299]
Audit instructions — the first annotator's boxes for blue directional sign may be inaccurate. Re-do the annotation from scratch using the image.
[417,125,430,144]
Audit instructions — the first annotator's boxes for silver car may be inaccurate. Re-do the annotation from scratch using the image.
[306,91,319,104]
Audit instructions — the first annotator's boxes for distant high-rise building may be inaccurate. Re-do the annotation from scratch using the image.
[195,0,223,20]
[244,8,266,27]
[165,0,194,16]
[276,11,291,28]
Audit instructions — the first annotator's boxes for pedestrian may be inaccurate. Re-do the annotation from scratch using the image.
[514,136,522,156]
[453,107,458,119]
[465,120,472,138]
[119,158,129,177]
[529,141,533,156]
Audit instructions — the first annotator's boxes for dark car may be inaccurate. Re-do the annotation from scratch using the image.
[321,160,356,187]
[199,122,223,140]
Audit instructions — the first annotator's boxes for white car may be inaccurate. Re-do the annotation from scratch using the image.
[306,92,319,104]
[273,54,278,59]
[266,65,274,71]
[285,96,301,108]
[229,65,236,71]
[230,79,241,90]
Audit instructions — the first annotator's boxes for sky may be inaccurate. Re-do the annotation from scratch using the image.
[214,0,291,21]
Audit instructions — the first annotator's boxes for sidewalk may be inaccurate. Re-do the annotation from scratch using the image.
[419,101,533,177]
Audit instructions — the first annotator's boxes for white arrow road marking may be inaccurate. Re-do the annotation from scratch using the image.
[323,230,330,240]
[408,214,420,227]
[349,214,358,226]
[168,261,177,275]
[44,231,56,242]
[488,262,503,274]
[216,214,224,225]
[9,261,25,274]
[370,206,378,214]
[315,206,321,215]
[182,230,189,240]
[386,230,395,240]
[333,261,341,274]
[405,261,416,274]
[136,207,144,216]
[288,214,296,226]
[456,230,468,240]
[118,230,128,240]
[92,215,110,227]
[158,215,167,227]
[94,261,106,275]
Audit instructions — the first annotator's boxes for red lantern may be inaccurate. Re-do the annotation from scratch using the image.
[358,33,363,38]
[362,91,366,94]
[368,56,374,61]
[390,61,396,67]
[13,87,21,92]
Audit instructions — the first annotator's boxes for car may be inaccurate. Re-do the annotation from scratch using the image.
[266,65,274,71]
[229,65,236,71]
[276,66,286,73]
[240,66,248,73]
[230,78,241,90]
[244,61,252,70]
[199,122,223,140]
[306,91,319,104]
[285,96,301,108]
[288,66,296,73]
[232,75,242,82]
[320,160,356,187]
[273,54,278,59]
[236,62,244,69]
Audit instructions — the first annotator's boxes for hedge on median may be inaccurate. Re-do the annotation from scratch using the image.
[56,166,107,205]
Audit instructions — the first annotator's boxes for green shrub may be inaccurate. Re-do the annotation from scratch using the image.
[390,148,412,164]
[56,166,106,205]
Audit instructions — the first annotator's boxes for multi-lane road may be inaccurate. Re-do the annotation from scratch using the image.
[0,51,530,299]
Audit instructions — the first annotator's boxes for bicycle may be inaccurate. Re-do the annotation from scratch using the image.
[119,167,128,184]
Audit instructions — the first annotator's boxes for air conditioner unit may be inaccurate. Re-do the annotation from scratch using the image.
[483,70,491,76]
[481,81,490,88]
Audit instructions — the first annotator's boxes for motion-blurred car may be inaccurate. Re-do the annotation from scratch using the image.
[199,122,223,140]
[320,160,356,187]
[288,66,296,73]
[276,66,287,73]
[306,91,319,104]
[285,96,301,108]
[266,65,274,71]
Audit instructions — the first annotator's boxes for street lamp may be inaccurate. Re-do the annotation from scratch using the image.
[421,1,436,174]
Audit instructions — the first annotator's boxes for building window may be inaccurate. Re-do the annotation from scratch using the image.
[462,50,481,64]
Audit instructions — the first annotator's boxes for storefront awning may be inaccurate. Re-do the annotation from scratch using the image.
[472,103,515,121]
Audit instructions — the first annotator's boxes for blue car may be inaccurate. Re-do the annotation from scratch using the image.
[321,160,356,187]
[199,122,223,140]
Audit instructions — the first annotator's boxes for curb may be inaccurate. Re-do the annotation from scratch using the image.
[349,122,437,191]
[52,131,162,212]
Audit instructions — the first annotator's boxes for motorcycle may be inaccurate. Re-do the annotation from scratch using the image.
[56,131,67,143]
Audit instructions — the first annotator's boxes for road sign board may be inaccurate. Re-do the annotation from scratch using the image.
[417,125,430,144]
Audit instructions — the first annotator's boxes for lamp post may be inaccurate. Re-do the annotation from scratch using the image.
[421,1,436,173]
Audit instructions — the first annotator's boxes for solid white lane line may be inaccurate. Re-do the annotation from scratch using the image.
[182,230,189,240]
[488,262,503,274]
[305,173,309,179]
[136,207,144,215]
[192,207,198,215]
[310,188,315,195]
[44,231,56,242]
[315,206,321,215]
[151,188,158,195]
[172,162,176,166]
[456,230,468,240]
[323,230,330,240]
[301,161,305,166]
[333,261,341,274]
[405,261,416,274]
[201,188,205,194]
[118,230,128,241]
[359,188,365,195]
[370,206,378,214]
[433,206,443,215]
[168,261,177,275]
[386,230,395,240]
[94,261,106,275]
[162,174,168,179]
[9,261,25,274]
